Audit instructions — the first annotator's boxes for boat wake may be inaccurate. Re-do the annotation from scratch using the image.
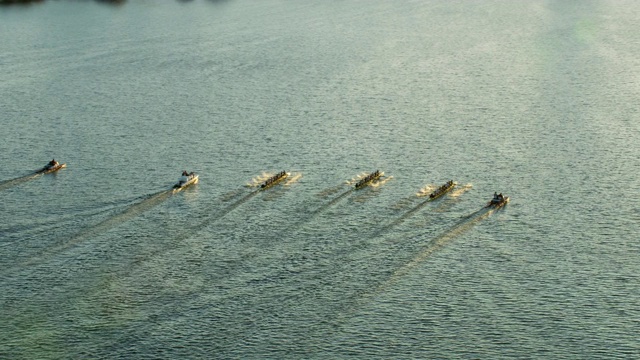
[282,185,354,234]
[380,196,440,233]
[416,184,437,197]
[0,173,41,192]
[218,188,246,202]
[290,172,384,230]
[106,173,292,276]
[309,171,382,218]
[380,181,466,234]
[0,196,137,245]
[313,170,388,212]
[283,173,302,186]
[246,172,275,188]
[322,205,507,331]
[449,183,473,198]
[379,205,503,292]
[346,172,371,186]
[317,184,344,198]
[310,188,353,216]
[389,195,419,211]
[104,187,263,280]
[369,175,393,188]
[209,189,260,223]
[17,189,174,268]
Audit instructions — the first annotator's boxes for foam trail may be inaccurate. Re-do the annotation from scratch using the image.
[346,172,370,186]
[449,183,473,198]
[18,189,173,268]
[0,173,41,192]
[416,184,437,197]
[370,175,392,188]
[246,172,274,188]
[284,173,302,186]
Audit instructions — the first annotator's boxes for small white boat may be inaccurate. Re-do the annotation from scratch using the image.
[174,172,199,189]
[37,160,66,174]
[486,193,509,208]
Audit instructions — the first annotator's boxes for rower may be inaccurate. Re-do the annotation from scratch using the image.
[49,159,57,166]
[182,170,189,176]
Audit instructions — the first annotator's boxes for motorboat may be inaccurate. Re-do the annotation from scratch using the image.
[174,171,199,189]
[429,180,455,200]
[487,193,509,208]
[354,170,382,190]
[37,160,66,174]
[260,171,288,189]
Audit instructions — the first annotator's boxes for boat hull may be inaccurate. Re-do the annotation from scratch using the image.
[428,182,455,200]
[354,172,382,190]
[38,163,66,174]
[174,175,199,190]
[260,173,288,190]
[486,196,509,209]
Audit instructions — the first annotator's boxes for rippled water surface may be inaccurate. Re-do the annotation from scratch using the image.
[1,0,639,358]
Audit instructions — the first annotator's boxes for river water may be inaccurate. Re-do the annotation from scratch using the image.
[1,0,639,358]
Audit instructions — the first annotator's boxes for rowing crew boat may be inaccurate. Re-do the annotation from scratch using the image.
[429,180,455,200]
[261,171,288,189]
[354,170,382,190]
[174,172,199,189]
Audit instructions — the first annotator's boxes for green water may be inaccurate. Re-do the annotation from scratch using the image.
[1,0,638,358]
